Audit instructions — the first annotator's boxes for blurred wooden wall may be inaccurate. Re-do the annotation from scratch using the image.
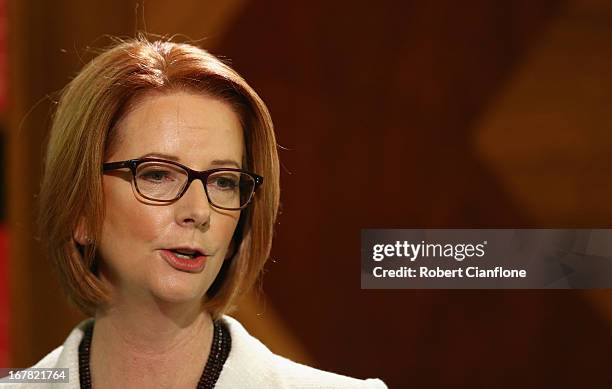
[220,0,612,387]
[7,0,612,388]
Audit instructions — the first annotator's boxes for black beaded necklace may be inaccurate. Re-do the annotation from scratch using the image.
[78,319,231,389]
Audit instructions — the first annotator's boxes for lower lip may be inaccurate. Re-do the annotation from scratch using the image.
[160,249,207,273]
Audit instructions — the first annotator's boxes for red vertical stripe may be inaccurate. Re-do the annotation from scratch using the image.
[0,225,7,367]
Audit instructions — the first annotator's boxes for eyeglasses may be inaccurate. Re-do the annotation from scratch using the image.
[102,158,263,210]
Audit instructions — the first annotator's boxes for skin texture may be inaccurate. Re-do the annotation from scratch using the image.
[88,90,244,389]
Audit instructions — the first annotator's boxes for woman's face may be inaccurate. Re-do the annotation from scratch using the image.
[97,90,243,305]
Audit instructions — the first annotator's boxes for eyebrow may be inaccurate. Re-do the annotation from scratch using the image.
[140,152,242,169]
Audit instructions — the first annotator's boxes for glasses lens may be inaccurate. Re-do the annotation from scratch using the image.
[206,171,256,209]
[135,161,188,201]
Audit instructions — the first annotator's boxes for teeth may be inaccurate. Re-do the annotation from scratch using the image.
[171,249,199,259]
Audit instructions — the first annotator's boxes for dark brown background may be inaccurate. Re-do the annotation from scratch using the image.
[6,0,612,388]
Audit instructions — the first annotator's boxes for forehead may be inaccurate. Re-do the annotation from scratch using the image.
[109,90,244,168]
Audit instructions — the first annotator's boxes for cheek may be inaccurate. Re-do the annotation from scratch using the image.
[101,180,172,247]
[212,212,241,252]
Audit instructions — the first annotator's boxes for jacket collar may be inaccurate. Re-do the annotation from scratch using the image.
[47,315,275,389]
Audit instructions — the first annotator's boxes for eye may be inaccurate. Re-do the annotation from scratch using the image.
[138,168,176,183]
[209,175,239,191]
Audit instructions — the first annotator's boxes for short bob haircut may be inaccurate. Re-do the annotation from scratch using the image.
[38,37,280,319]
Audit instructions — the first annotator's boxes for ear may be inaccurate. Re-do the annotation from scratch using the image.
[73,216,90,246]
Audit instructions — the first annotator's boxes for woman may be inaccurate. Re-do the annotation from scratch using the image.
[6,38,387,388]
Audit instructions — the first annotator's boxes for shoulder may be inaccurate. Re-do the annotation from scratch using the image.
[0,347,64,388]
[269,353,388,389]
[218,316,387,389]
[28,345,64,369]
[0,319,91,388]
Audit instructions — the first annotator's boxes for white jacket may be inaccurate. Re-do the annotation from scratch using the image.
[1,316,387,388]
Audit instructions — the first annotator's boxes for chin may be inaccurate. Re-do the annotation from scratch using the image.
[150,276,209,305]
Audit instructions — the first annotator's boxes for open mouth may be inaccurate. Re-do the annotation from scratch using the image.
[160,248,208,273]
[169,248,204,260]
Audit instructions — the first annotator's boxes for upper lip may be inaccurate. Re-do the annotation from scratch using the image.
[165,246,208,257]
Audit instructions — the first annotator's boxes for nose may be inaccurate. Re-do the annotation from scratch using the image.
[175,178,211,229]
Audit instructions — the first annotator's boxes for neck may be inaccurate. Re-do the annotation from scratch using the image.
[90,294,214,389]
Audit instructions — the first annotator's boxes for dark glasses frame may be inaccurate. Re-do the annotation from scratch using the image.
[102,157,263,210]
